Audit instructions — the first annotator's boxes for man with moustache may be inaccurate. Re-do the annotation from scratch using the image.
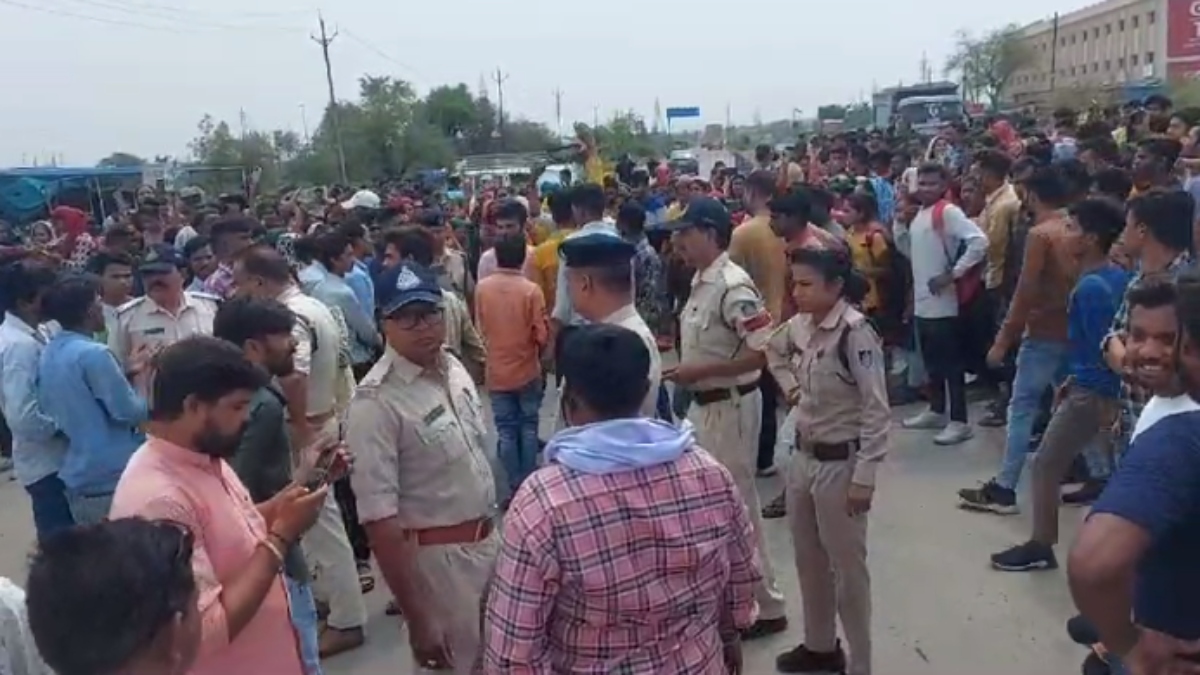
[110,243,219,396]
[109,336,328,675]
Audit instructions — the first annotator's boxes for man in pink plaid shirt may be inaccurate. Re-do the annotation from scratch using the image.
[481,324,762,674]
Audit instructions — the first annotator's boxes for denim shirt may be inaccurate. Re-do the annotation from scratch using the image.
[0,313,66,486]
[345,260,376,320]
[301,262,379,365]
[38,330,146,492]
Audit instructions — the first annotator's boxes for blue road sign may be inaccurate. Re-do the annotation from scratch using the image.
[665,106,701,120]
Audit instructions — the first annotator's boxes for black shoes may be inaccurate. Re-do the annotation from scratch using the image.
[742,616,789,641]
[991,541,1059,571]
[958,480,1019,515]
[1062,479,1107,506]
[776,641,847,674]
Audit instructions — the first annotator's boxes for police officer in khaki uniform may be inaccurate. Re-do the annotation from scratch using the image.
[664,196,789,639]
[348,261,497,674]
[110,243,219,393]
[767,248,889,675]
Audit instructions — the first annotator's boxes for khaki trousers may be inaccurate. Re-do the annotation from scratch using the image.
[414,530,500,675]
[688,389,787,621]
[787,450,871,675]
[300,417,368,630]
[1031,387,1116,545]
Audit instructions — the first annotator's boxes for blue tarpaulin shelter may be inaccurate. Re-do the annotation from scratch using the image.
[0,166,143,224]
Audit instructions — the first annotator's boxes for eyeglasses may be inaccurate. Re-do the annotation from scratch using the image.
[386,306,445,330]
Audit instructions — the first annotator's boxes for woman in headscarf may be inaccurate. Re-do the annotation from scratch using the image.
[50,206,97,271]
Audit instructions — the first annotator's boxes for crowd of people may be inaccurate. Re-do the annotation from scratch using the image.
[0,92,1197,675]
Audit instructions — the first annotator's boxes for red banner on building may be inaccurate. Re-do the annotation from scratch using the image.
[1168,59,1200,80]
[1170,0,1200,57]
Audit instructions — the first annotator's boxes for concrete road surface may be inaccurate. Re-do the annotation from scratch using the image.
[0,400,1089,675]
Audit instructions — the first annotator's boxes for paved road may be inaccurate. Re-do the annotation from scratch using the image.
[0,400,1088,675]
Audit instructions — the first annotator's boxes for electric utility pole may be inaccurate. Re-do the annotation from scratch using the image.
[553,87,564,139]
[493,68,510,149]
[312,13,348,183]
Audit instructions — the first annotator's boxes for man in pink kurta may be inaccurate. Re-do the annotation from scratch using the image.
[109,436,304,675]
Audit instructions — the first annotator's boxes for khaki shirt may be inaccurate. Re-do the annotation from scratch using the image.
[441,290,486,383]
[765,301,890,487]
[347,347,495,528]
[680,253,774,390]
[278,287,343,418]
[979,183,1021,290]
[110,291,219,391]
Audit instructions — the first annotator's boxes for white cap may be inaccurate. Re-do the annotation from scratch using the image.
[340,189,381,210]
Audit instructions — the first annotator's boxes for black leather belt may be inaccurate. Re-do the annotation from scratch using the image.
[800,440,860,462]
[693,382,759,406]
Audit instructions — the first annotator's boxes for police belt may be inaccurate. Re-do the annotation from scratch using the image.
[407,517,493,547]
[799,439,859,462]
[692,381,759,406]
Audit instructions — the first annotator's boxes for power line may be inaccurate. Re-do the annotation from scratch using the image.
[56,0,304,32]
[340,28,426,84]
[0,0,189,32]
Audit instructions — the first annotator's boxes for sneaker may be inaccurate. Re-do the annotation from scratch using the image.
[902,410,947,430]
[1062,479,1107,506]
[978,404,1007,427]
[990,541,1059,571]
[958,480,1019,514]
[0,457,11,473]
[757,465,779,478]
[776,641,847,674]
[934,421,974,445]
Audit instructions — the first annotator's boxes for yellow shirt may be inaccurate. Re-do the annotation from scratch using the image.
[846,228,891,313]
[530,229,575,309]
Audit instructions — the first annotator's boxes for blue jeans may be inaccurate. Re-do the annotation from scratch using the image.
[285,576,324,675]
[26,474,74,542]
[997,340,1069,490]
[492,378,544,497]
[66,487,115,526]
[655,383,673,421]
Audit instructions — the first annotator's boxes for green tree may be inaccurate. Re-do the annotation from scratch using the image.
[944,24,1035,110]
[423,84,479,138]
[97,152,145,168]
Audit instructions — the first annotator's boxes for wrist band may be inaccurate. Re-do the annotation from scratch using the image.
[260,538,285,568]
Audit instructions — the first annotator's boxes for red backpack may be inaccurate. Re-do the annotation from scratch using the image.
[930,200,984,307]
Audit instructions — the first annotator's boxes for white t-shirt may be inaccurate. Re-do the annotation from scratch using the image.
[605,305,662,418]
[900,202,988,320]
[1131,395,1200,442]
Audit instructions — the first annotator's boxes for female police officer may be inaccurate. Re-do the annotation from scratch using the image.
[767,248,889,675]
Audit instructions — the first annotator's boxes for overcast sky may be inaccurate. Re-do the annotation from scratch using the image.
[3,0,1078,165]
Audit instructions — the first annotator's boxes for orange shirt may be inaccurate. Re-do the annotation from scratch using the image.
[474,269,549,392]
[110,436,303,675]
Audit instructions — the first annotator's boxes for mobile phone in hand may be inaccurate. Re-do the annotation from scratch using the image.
[304,445,341,491]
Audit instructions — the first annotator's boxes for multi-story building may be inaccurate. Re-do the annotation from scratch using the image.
[1002,0,1200,106]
